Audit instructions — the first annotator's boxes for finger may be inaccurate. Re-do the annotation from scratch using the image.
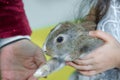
[89,30,116,43]
[73,58,94,65]
[67,62,94,70]
[79,70,97,76]
[24,59,38,69]
[28,76,37,80]
[34,47,46,67]
[2,79,9,80]
[82,52,95,60]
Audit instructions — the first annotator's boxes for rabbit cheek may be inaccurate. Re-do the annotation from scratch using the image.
[64,51,80,61]
[71,51,81,60]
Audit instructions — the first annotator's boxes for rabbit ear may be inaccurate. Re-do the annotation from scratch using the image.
[80,21,96,31]
[95,0,110,23]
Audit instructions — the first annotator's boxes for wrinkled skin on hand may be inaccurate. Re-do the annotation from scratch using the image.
[66,30,120,76]
[0,39,46,80]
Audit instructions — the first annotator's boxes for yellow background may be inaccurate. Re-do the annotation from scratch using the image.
[31,27,75,80]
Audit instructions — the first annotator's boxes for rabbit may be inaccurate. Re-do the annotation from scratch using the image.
[33,0,120,79]
[34,21,120,80]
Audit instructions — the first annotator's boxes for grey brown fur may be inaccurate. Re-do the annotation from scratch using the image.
[34,21,104,78]
[34,21,120,80]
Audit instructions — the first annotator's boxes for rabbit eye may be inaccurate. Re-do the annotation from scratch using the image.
[56,36,64,43]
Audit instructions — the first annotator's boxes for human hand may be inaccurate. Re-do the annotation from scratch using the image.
[0,39,46,80]
[66,30,120,76]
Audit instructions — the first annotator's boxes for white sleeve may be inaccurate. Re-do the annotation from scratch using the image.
[0,35,31,48]
[97,0,120,42]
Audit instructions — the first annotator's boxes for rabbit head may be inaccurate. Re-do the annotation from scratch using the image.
[43,21,103,61]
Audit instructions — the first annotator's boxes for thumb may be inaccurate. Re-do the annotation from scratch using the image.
[28,76,37,80]
[89,30,115,43]
[34,47,46,67]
